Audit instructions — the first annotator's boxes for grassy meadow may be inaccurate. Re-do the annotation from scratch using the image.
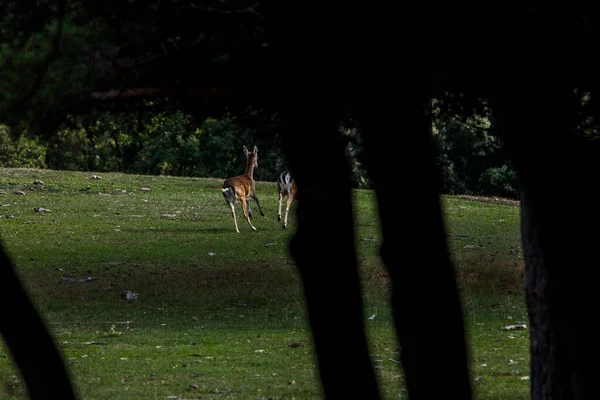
[0,167,529,399]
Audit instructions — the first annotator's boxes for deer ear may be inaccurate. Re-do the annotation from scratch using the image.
[243,146,249,156]
[253,146,258,155]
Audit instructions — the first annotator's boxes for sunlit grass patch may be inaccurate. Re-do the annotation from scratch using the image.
[1,167,529,399]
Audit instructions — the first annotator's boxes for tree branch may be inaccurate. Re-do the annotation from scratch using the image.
[90,87,231,101]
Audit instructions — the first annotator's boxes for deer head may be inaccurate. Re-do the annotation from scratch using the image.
[243,145,258,169]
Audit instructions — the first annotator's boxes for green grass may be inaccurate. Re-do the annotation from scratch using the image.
[0,168,529,399]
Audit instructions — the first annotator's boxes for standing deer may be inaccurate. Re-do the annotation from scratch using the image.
[277,170,297,229]
[222,145,265,233]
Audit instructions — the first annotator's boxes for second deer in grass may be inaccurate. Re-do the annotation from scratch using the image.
[222,145,265,233]
[277,170,296,229]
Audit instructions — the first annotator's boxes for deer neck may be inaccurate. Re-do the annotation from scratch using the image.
[244,158,255,179]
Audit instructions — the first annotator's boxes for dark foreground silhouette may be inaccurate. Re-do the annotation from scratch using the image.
[0,242,77,399]
[2,3,600,400]
[264,4,600,399]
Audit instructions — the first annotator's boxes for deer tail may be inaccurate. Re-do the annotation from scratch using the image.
[222,186,235,204]
[279,171,293,196]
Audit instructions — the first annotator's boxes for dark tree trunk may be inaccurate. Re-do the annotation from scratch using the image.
[0,241,77,399]
[519,148,600,400]
[278,99,382,399]
[264,0,473,396]
[497,86,600,399]
[356,90,473,399]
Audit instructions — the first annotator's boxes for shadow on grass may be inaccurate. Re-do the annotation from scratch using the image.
[357,251,525,298]
[28,264,304,311]
[124,226,288,234]
[453,251,525,297]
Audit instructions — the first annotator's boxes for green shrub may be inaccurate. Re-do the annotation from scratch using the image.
[479,164,519,199]
[0,125,47,168]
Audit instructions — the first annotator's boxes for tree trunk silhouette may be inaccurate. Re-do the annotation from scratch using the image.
[275,81,473,398]
[264,1,474,397]
[278,99,382,399]
[0,241,77,399]
[496,86,600,400]
[357,91,473,399]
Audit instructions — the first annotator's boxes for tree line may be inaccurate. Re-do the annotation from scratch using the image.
[0,101,520,199]
[2,2,599,201]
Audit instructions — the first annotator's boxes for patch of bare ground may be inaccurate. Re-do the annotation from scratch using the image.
[455,195,520,207]
[453,252,525,296]
[29,263,303,307]
[360,253,525,297]
[360,258,391,290]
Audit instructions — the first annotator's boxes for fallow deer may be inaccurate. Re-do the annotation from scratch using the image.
[222,145,265,233]
[277,170,296,229]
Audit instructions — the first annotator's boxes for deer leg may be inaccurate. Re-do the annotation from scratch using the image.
[246,199,253,219]
[229,202,240,233]
[240,197,257,231]
[282,190,295,229]
[251,194,265,216]
[278,192,283,221]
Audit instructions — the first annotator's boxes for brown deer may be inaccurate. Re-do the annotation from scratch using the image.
[277,170,297,229]
[222,145,265,233]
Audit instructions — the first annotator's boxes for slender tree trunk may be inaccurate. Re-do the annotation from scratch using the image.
[278,98,382,399]
[357,89,473,400]
[498,87,600,399]
[0,241,77,399]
